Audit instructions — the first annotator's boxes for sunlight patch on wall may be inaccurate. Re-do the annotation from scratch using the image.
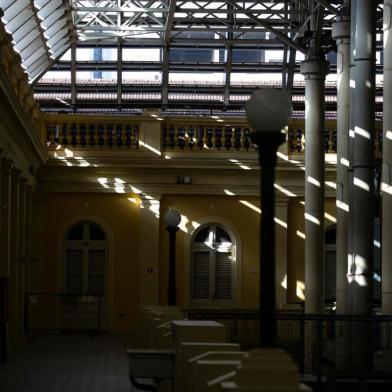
[281,275,287,290]
[324,213,337,223]
[274,183,297,197]
[325,181,336,189]
[97,177,110,189]
[229,158,252,170]
[296,281,305,300]
[239,200,261,214]
[139,140,162,156]
[274,217,287,229]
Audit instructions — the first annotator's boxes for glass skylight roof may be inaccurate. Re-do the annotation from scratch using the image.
[0,0,73,82]
[0,1,385,114]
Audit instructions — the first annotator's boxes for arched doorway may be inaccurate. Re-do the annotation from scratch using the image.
[191,224,235,306]
[64,221,108,329]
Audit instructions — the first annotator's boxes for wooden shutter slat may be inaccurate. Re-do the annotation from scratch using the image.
[192,251,210,300]
[88,249,105,295]
[325,248,336,300]
[215,252,232,300]
[65,249,83,294]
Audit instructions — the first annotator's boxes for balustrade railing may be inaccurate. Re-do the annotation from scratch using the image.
[46,123,140,149]
[289,126,383,155]
[162,125,255,151]
[183,309,392,382]
[25,293,102,336]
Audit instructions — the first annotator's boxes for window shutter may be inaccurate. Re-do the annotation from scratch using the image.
[192,251,210,300]
[325,247,336,301]
[88,249,106,295]
[214,252,232,300]
[65,249,83,294]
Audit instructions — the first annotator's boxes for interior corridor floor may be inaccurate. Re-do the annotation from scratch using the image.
[0,334,135,392]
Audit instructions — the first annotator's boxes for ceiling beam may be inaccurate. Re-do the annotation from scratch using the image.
[225,0,306,54]
[164,0,176,44]
[313,0,338,15]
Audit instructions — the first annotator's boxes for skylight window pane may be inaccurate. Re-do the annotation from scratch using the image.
[3,0,29,23]
[265,50,284,62]
[5,7,32,31]
[0,0,15,11]
[123,48,161,62]
[170,48,215,62]
[38,0,62,19]
[34,0,51,9]
[232,49,264,63]
[59,49,71,61]
[169,73,224,84]
[76,48,117,61]
[14,29,40,53]
[122,72,161,83]
[40,71,71,81]
[77,71,117,81]
[12,17,36,41]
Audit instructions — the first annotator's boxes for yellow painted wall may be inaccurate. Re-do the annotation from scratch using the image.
[159,194,262,308]
[287,198,336,303]
[31,192,140,334]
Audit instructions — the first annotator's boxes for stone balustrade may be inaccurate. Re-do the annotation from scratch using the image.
[288,123,383,155]
[163,125,255,151]
[46,122,140,149]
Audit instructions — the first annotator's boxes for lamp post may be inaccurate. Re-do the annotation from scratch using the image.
[164,208,181,306]
[246,89,291,348]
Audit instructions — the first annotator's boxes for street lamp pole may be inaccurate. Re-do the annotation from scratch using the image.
[164,208,181,306]
[246,89,291,348]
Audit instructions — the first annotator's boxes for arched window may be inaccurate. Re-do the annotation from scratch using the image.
[191,224,235,305]
[64,222,107,296]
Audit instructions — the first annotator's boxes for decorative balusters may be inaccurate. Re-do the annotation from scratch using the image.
[178,127,186,149]
[80,124,87,147]
[161,125,257,151]
[225,128,232,150]
[107,125,114,148]
[244,128,251,150]
[134,127,139,148]
[169,126,175,148]
[62,124,68,146]
[330,129,337,153]
[197,127,204,149]
[116,125,123,148]
[89,124,95,147]
[215,128,222,150]
[53,125,60,145]
[288,128,305,153]
[324,129,330,152]
[125,125,132,148]
[188,127,195,150]
[71,123,77,147]
[375,128,383,154]
[98,125,105,147]
[46,124,52,146]
[46,123,140,149]
[206,128,213,148]
[234,128,242,150]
